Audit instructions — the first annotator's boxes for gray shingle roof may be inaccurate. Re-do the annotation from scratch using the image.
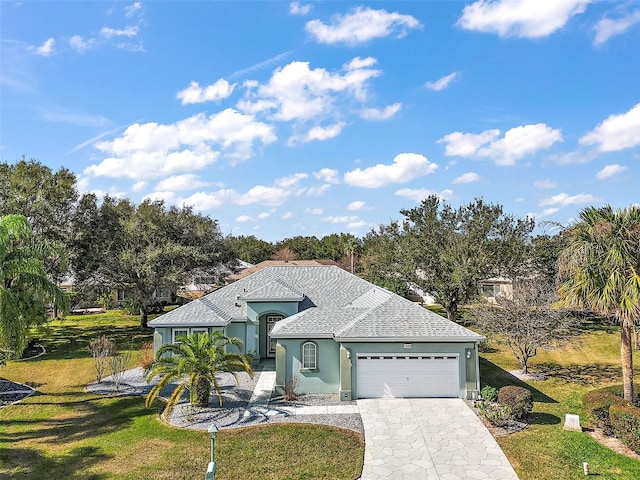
[149,265,482,342]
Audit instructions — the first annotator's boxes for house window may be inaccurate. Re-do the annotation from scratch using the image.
[191,328,208,336]
[302,341,317,371]
[172,329,189,343]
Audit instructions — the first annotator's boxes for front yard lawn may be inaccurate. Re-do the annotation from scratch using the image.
[0,311,364,480]
[479,320,640,479]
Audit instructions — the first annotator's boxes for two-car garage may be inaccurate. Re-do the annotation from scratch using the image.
[356,354,460,398]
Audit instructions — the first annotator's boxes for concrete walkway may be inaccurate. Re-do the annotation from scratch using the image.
[242,370,276,418]
[357,398,519,480]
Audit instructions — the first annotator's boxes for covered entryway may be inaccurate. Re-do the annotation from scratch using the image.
[356,354,459,398]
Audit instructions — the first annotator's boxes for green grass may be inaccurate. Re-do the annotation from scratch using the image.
[0,311,364,480]
[478,324,640,479]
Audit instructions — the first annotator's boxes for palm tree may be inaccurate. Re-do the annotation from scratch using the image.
[145,331,254,414]
[0,214,67,361]
[558,205,640,402]
[344,237,361,274]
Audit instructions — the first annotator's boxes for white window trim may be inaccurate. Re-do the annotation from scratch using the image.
[172,329,189,343]
[191,328,208,336]
[301,341,318,371]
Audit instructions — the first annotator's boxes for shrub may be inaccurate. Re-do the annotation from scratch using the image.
[498,386,533,420]
[583,386,628,435]
[89,336,115,382]
[140,341,155,371]
[478,402,513,427]
[610,404,640,454]
[284,376,299,401]
[108,351,132,392]
[481,385,499,402]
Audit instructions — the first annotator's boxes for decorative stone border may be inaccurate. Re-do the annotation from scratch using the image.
[17,343,46,361]
[0,379,36,408]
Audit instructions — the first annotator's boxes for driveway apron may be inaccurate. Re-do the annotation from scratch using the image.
[357,398,519,480]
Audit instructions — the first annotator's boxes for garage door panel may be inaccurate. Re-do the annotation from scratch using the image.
[357,355,459,398]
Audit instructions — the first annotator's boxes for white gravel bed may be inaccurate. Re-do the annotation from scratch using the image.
[87,365,364,434]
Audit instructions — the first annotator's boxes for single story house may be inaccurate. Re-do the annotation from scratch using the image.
[478,277,513,302]
[149,265,483,400]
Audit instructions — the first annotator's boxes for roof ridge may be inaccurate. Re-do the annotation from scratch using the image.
[198,296,233,321]
[274,276,305,297]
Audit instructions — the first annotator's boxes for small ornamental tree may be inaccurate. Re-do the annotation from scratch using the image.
[475,280,580,374]
[145,331,253,414]
[89,335,115,382]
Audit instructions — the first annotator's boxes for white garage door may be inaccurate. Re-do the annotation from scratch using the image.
[357,354,460,398]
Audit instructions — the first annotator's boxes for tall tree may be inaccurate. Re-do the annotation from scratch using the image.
[145,331,253,413]
[0,159,78,280]
[71,196,234,327]
[228,235,275,264]
[344,236,362,274]
[360,222,411,296]
[0,215,67,360]
[276,236,321,260]
[558,205,640,402]
[400,196,533,321]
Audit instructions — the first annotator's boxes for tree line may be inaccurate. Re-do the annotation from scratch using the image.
[1,158,638,403]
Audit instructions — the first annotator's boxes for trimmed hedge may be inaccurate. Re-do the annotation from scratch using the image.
[498,386,533,420]
[583,385,628,435]
[610,404,640,454]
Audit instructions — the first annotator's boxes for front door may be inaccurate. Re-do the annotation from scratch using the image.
[266,315,283,358]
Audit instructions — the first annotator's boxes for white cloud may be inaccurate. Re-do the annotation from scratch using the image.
[313,168,340,184]
[257,212,271,219]
[87,109,276,180]
[457,0,591,38]
[306,184,332,197]
[594,11,640,45]
[306,208,324,215]
[29,38,54,56]
[395,188,454,202]
[452,172,480,184]
[125,2,142,18]
[274,173,308,188]
[143,191,176,204]
[282,212,294,220]
[439,130,500,157]
[100,25,139,38]
[425,72,458,91]
[236,215,252,223]
[534,179,557,189]
[539,192,598,207]
[347,201,365,211]
[176,79,236,105]
[580,103,640,152]
[179,176,301,210]
[596,164,627,180]
[238,58,381,122]
[322,215,361,224]
[305,6,421,45]
[69,35,92,53]
[360,103,401,120]
[344,153,438,188]
[300,122,346,143]
[289,2,312,16]
[439,124,562,166]
[132,181,147,192]
[155,174,209,191]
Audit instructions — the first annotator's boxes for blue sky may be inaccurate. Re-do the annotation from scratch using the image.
[1,1,639,241]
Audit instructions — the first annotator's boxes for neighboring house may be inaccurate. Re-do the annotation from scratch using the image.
[149,265,483,400]
[478,277,513,302]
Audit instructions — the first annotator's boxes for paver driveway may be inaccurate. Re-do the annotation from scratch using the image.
[357,398,519,480]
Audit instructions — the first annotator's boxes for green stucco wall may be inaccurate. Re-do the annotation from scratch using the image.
[277,339,340,394]
[246,301,299,359]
